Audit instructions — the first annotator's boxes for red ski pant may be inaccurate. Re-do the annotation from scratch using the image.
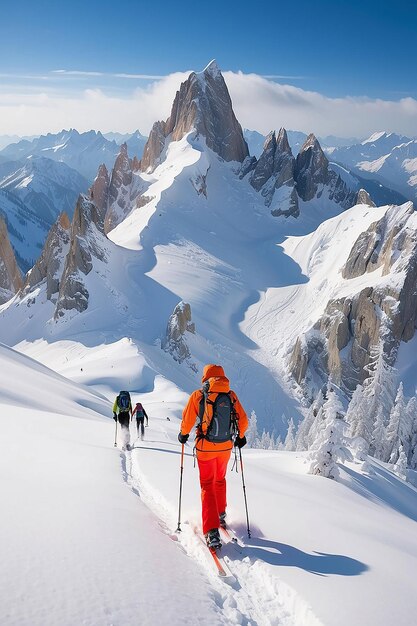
[197,451,231,535]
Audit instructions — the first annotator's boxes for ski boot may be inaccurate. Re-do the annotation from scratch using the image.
[205,528,222,549]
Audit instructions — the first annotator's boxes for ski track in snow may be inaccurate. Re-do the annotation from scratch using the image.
[120,427,322,626]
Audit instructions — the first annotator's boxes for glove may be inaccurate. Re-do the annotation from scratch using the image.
[234,436,247,448]
[178,433,189,444]
[113,413,117,421]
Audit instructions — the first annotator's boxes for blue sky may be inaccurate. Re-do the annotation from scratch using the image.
[1,0,416,137]
[2,0,416,98]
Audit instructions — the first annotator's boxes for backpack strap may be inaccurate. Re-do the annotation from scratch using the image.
[197,383,215,440]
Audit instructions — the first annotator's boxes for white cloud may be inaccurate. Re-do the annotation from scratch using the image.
[0,69,416,139]
[223,71,417,138]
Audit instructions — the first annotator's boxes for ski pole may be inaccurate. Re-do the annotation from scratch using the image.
[176,443,185,532]
[114,419,118,447]
[238,447,251,538]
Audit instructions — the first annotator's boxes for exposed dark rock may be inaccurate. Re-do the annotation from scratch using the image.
[0,216,23,303]
[104,143,133,233]
[23,212,71,300]
[290,203,417,391]
[55,195,107,318]
[140,61,248,173]
[356,188,376,207]
[162,301,196,368]
[89,164,110,219]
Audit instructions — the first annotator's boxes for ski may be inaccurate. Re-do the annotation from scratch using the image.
[219,525,244,553]
[208,546,230,578]
[192,526,235,581]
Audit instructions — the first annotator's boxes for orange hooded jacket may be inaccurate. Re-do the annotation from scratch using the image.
[180,364,248,459]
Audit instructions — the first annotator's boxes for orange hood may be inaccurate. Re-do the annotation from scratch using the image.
[201,364,225,382]
[201,364,230,393]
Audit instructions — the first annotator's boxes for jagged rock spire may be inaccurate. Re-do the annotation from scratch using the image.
[89,164,110,220]
[0,217,23,304]
[24,212,71,300]
[55,195,107,318]
[294,133,330,201]
[104,143,133,234]
[140,61,249,172]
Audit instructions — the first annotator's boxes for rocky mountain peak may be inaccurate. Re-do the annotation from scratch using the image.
[276,127,292,154]
[200,59,221,79]
[0,217,23,304]
[248,127,298,216]
[294,133,331,201]
[140,61,248,173]
[89,163,110,219]
[23,212,71,300]
[55,195,107,318]
[105,144,133,233]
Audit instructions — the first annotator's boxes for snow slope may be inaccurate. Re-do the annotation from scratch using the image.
[0,344,229,626]
[1,341,417,626]
[0,134,409,434]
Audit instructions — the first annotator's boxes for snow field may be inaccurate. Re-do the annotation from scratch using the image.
[0,347,232,626]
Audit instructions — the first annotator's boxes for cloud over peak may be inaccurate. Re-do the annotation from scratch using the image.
[0,68,415,139]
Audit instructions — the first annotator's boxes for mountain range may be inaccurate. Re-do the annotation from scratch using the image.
[1,60,417,626]
[0,60,416,434]
[0,129,147,181]
[330,131,417,205]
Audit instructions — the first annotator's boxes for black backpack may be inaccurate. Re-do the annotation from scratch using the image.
[117,391,131,411]
[198,388,237,443]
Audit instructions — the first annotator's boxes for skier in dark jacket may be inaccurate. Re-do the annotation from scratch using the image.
[132,401,149,440]
[113,391,132,450]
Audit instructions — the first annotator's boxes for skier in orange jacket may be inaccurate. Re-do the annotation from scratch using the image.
[178,364,248,548]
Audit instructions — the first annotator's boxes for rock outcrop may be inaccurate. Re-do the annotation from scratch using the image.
[355,188,376,207]
[0,216,23,303]
[162,301,196,369]
[289,203,417,391]
[55,195,107,318]
[140,61,249,173]
[249,128,299,217]
[140,121,167,173]
[244,130,365,219]
[23,212,71,300]
[89,164,110,219]
[104,143,133,234]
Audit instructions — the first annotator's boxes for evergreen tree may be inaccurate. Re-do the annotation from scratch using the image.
[295,390,324,451]
[309,385,353,479]
[275,435,284,451]
[246,410,259,448]
[393,444,407,480]
[260,430,271,450]
[372,405,386,461]
[386,383,411,464]
[406,396,417,469]
[347,384,371,450]
[284,418,296,451]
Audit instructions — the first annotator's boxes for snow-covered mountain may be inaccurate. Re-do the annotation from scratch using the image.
[0,129,121,181]
[0,156,89,223]
[1,59,417,626]
[244,129,308,158]
[331,132,417,204]
[0,156,89,271]
[0,60,389,431]
[104,129,148,156]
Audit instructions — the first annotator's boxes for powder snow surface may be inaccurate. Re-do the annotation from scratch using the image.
[1,340,417,626]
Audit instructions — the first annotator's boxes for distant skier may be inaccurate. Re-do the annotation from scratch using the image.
[113,391,132,451]
[132,401,149,440]
[178,364,248,549]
